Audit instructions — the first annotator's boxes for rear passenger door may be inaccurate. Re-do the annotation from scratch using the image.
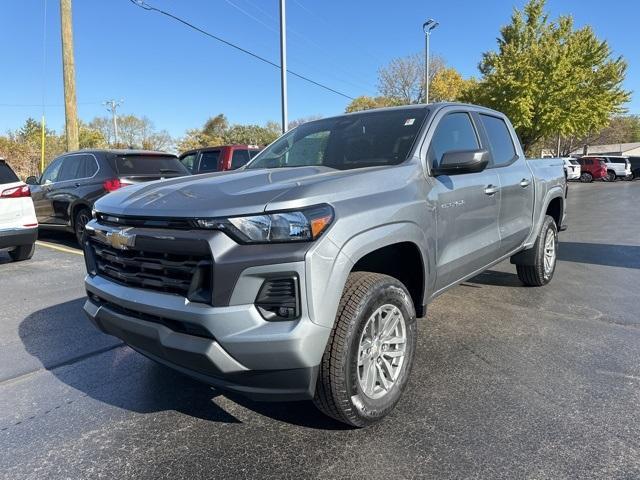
[48,153,99,225]
[426,110,502,291]
[477,113,534,255]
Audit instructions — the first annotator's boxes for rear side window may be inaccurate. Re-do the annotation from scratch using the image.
[428,112,479,168]
[249,149,260,159]
[114,155,187,175]
[0,161,19,184]
[199,151,220,172]
[57,154,98,181]
[479,114,517,167]
[230,150,251,169]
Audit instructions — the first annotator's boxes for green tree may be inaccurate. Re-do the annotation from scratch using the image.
[345,95,402,113]
[464,0,630,152]
[429,68,474,103]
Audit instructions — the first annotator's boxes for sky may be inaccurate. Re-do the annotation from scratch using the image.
[1,0,639,140]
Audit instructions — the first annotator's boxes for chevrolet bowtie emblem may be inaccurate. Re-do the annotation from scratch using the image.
[106,228,136,250]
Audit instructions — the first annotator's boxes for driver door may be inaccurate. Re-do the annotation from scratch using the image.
[426,111,502,291]
[30,156,64,225]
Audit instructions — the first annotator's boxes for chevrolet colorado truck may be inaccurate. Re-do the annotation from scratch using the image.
[82,103,566,427]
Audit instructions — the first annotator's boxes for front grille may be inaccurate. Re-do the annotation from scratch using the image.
[95,212,195,230]
[87,238,212,301]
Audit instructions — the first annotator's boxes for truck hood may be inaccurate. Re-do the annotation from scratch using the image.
[94,166,360,218]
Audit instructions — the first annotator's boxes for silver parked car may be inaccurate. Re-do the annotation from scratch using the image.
[82,104,567,427]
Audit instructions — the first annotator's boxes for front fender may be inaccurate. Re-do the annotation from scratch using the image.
[304,222,431,329]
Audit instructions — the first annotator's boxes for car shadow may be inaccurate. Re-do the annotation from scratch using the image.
[557,242,640,269]
[467,270,522,288]
[37,229,81,250]
[18,298,348,430]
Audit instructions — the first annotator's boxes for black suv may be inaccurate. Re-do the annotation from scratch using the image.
[27,149,189,244]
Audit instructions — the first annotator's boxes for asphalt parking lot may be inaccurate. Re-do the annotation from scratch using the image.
[1,181,639,479]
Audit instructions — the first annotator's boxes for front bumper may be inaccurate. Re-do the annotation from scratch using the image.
[0,227,37,249]
[83,259,332,401]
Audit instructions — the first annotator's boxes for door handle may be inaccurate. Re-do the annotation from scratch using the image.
[520,178,531,188]
[484,185,499,195]
[74,182,81,187]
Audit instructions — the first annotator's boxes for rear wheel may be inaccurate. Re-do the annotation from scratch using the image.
[516,215,558,287]
[580,172,593,183]
[74,207,92,245]
[9,243,35,262]
[313,272,417,427]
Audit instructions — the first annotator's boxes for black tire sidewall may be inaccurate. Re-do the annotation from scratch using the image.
[539,217,558,284]
[344,279,417,424]
[74,208,91,244]
[581,173,592,183]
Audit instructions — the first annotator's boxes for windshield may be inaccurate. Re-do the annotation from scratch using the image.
[247,107,428,170]
[113,155,189,176]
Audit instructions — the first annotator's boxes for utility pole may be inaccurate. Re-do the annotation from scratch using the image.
[103,99,123,146]
[60,0,79,151]
[422,19,439,104]
[279,0,288,134]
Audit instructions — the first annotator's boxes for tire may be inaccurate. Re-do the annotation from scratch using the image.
[605,170,616,182]
[313,272,417,428]
[580,172,593,183]
[516,215,558,287]
[74,207,92,245]
[9,243,35,262]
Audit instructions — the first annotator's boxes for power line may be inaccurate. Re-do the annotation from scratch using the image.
[128,0,354,100]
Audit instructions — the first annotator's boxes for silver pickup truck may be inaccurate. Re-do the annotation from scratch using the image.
[82,103,566,427]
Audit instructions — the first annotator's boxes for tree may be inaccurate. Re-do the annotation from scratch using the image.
[288,115,323,130]
[429,68,474,103]
[345,95,402,113]
[89,114,172,150]
[177,115,280,152]
[464,0,630,153]
[377,53,444,104]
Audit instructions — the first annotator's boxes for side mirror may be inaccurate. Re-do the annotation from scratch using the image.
[25,176,39,185]
[432,149,489,176]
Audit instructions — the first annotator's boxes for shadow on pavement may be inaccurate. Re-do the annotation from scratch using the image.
[468,270,521,287]
[558,242,640,269]
[19,298,347,430]
[37,229,81,250]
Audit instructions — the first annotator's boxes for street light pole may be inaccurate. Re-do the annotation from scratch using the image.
[422,19,439,104]
[103,99,123,147]
[279,0,288,134]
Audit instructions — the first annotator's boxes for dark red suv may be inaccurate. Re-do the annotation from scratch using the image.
[179,145,261,174]
[576,156,608,182]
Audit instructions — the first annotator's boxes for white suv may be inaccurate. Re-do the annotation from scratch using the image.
[600,156,632,181]
[0,159,38,262]
[562,158,581,180]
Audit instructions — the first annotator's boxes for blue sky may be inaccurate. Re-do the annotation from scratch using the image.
[2,0,639,140]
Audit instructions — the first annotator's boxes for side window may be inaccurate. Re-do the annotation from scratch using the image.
[479,114,517,167]
[230,150,251,169]
[41,156,64,184]
[586,159,593,165]
[200,151,221,172]
[57,155,84,182]
[427,112,479,168]
[179,153,197,173]
[79,154,98,178]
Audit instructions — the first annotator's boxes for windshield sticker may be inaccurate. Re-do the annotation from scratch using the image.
[404,118,415,126]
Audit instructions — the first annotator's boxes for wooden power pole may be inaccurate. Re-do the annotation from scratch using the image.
[60,0,79,151]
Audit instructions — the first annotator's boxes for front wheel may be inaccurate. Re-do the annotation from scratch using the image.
[74,208,92,245]
[516,215,558,286]
[313,272,417,427]
[605,170,617,182]
[580,172,593,183]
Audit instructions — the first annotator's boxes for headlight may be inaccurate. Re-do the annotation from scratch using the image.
[196,204,334,243]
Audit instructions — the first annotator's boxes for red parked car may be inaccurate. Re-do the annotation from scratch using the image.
[179,145,261,174]
[576,156,608,182]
